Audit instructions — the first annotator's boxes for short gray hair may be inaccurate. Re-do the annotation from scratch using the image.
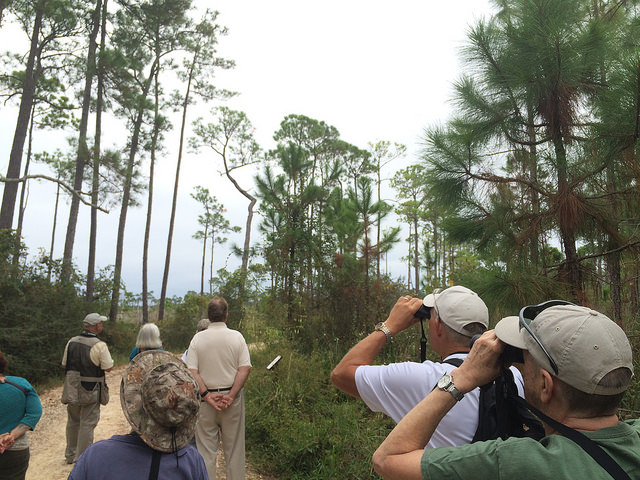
[136,323,162,349]
[196,318,210,332]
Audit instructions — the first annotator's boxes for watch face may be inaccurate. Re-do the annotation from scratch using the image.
[375,322,384,329]
[437,374,450,389]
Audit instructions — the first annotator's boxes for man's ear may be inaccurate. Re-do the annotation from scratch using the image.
[539,369,555,404]
[433,317,445,337]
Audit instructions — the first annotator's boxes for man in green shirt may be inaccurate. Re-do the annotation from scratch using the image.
[373,303,639,480]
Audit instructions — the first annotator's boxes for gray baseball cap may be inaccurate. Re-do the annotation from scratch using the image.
[423,286,489,335]
[495,304,633,395]
[83,313,107,325]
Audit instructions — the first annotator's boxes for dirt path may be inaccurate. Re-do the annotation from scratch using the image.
[25,364,270,479]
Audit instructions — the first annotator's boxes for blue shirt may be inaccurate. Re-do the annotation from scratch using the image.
[69,434,209,479]
[0,376,42,433]
[129,347,163,362]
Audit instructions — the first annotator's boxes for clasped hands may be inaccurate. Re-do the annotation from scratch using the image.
[0,432,14,453]
[204,392,234,411]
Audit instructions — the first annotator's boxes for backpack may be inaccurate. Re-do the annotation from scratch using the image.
[444,358,545,442]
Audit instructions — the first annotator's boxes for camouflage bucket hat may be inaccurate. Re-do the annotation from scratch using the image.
[121,350,200,452]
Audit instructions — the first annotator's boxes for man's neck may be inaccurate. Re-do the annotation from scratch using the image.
[439,346,470,360]
[560,414,620,433]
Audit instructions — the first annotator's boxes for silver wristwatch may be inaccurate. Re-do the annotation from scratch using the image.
[374,322,393,344]
[437,373,464,401]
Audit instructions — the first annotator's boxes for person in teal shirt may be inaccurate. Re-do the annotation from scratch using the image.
[0,350,43,480]
[128,323,163,362]
[373,303,640,480]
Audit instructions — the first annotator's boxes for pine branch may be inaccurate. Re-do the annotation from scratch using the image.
[0,174,110,213]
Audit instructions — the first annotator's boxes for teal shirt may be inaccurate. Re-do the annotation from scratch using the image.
[0,376,43,432]
[421,420,640,479]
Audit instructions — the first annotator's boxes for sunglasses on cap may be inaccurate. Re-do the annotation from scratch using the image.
[518,300,575,375]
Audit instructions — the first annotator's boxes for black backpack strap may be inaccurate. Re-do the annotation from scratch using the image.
[3,379,27,395]
[514,396,631,480]
[419,318,428,362]
[148,449,162,480]
[443,357,463,368]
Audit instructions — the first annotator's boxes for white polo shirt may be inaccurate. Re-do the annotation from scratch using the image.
[185,322,251,389]
[355,353,524,448]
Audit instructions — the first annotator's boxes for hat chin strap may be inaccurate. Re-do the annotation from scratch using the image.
[170,427,179,468]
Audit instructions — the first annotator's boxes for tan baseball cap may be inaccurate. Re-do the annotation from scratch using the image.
[495,304,634,395]
[83,313,107,325]
[423,286,489,335]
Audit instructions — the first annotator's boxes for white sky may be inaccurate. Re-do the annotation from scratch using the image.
[0,0,495,299]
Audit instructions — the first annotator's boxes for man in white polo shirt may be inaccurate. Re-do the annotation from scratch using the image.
[186,296,251,480]
[331,286,524,448]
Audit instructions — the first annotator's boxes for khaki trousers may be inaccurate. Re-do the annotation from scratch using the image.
[195,390,245,480]
[65,402,100,463]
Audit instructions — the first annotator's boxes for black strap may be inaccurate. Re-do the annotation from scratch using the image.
[148,449,162,480]
[443,358,463,368]
[514,396,631,480]
[419,318,427,362]
[3,379,27,395]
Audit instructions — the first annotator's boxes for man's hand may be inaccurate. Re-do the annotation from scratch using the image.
[221,392,235,407]
[452,330,504,394]
[205,393,228,411]
[383,296,425,336]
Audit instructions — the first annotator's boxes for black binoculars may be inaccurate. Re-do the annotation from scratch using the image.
[414,304,431,320]
[470,334,524,364]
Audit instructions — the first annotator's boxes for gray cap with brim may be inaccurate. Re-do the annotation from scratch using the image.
[423,285,489,335]
[495,305,633,395]
[83,313,107,325]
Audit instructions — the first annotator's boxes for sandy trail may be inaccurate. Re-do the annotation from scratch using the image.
[25,364,269,479]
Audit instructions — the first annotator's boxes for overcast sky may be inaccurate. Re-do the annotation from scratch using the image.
[0,0,495,299]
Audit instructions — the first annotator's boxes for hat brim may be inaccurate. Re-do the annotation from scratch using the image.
[121,350,198,452]
[495,316,527,349]
[422,293,439,308]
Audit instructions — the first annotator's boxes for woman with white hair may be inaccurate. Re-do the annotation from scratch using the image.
[129,324,163,362]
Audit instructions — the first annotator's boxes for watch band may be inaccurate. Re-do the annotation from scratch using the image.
[437,373,464,401]
[374,322,393,344]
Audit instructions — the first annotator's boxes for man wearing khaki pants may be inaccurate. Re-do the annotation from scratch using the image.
[187,297,251,480]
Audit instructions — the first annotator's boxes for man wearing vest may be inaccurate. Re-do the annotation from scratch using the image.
[61,313,113,464]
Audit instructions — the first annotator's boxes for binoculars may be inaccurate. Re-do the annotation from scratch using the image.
[414,304,431,321]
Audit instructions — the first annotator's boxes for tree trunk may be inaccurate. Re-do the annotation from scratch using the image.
[200,225,208,296]
[552,135,584,303]
[86,0,107,301]
[240,196,256,297]
[48,180,61,280]
[221,151,255,297]
[0,0,10,27]
[158,53,196,320]
[209,231,215,295]
[413,214,419,295]
[143,60,161,324]
[526,106,540,268]
[14,105,36,264]
[61,0,102,281]
[109,69,155,322]
[0,4,43,230]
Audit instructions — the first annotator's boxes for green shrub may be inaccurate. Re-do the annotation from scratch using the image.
[245,340,394,479]
[156,293,209,352]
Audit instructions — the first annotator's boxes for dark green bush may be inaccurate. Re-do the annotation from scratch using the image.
[245,340,394,480]
[156,292,208,352]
